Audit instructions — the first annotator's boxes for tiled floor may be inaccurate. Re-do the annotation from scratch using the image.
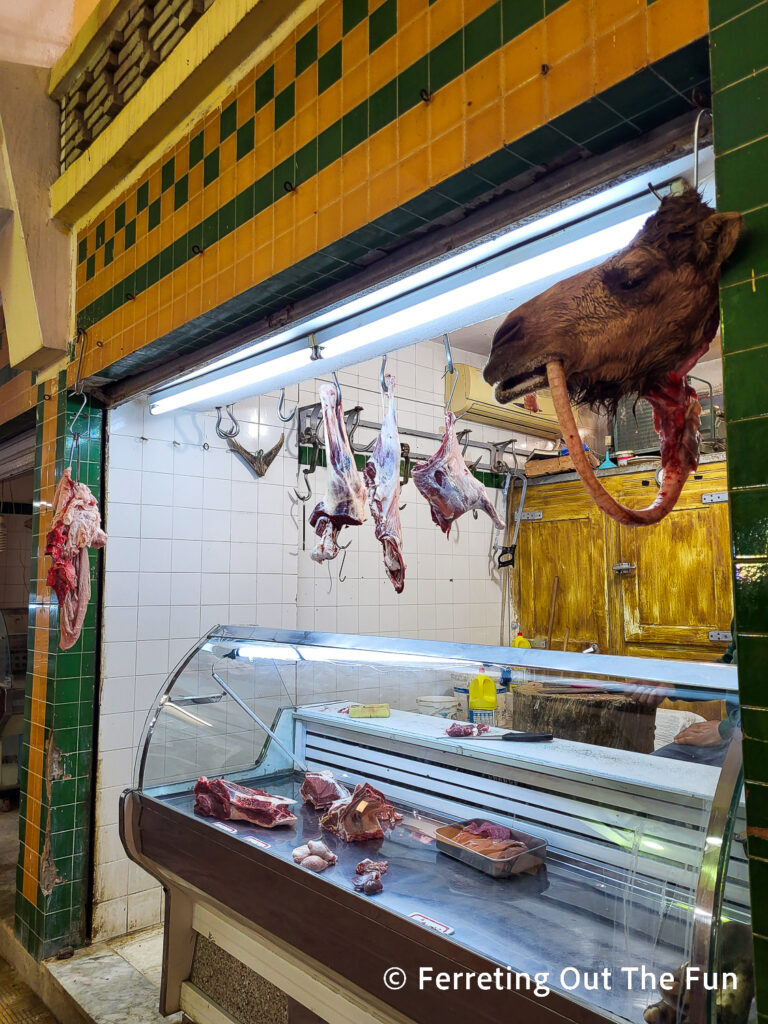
[0,955,60,1024]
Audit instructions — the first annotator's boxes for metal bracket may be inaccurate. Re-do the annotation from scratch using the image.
[520,510,542,521]
[612,562,636,575]
[702,492,728,504]
[709,630,733,643]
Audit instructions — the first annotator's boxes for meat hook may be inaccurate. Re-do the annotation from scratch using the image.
[400,443,411,487]
[331,371,342,404]
[293,468,313,502]
[215,405,240,438]
[380,354,388,392]
[692,108,712,191]
[442,333,458,412]
[278,388,297,422]
[338,547,348,583]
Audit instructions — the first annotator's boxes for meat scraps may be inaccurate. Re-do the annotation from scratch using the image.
[45,468,107,650]
[463,821,512,841]
[445,722,490,737]
[292,840,337,872]
[412,412,504,537]
[355,858,388,875]
[194,777,297,828]
[309,383,367,562]
[353,870,384,895]
[363,373,406,593]
[452,822,527,860]
[300,770,351,810]
[320,782,401,842]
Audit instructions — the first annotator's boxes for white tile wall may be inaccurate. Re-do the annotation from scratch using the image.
[94,339,539,940]
[0,473,34,609]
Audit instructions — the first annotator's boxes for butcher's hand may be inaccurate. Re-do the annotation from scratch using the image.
[674,721,726,747]
[627,681,669,709]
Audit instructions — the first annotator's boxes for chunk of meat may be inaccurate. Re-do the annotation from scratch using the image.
[194,777,297,828]
[309,383,367,561]
[363,373,406,593]
[320,782,401,842]
[355,858,388,875]
[445,722,489,737]
[412,413,504,537]
[300,771,351,810]
[353,870,384,895]
[45,468,108,650]
[301,856,329,873]
[292,840,337,871]
[463,821,512,841]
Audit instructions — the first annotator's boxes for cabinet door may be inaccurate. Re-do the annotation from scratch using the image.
[610,472,732,655]
[515,487,609,651]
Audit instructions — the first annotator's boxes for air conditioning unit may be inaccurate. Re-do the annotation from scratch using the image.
[445,364,563,440]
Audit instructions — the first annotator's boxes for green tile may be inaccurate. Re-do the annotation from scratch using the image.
[728,419,768,489]
[369,79,397,134]
[220,198,236,236]
[652,38,710,94]
[273,158,295,199]
[204,149,220,186]
[296,25,318,74]
[318,42,343,93]
[95,221,105,248]
[86,255,95,281]
[146,253,160,285]
[584,120,640,155]
[600,68,674,120]
[509,124,572,165]
[236,118,255,160]
[721,274,768,354]
[724,345,768,419]
[743,704,768,744]
[369,0,396,52]
[545,0,568,9]
[189,131,204,168]
[295,139,317,184]
[254,172,272,213]
[235,186,255,226]
[472,146,530,185]
[737,635,768,708]
[711,3,768,91]
[77,238,87,264]
[464,2,501,69]
[174,175,188,210]
[551,98,621,144]
[744,737,768,785]
[501,0,542,43]
[731,489,768,558]
[148,198,161,230]
[342,100,368,153]
[317,120,342,168]
[114,203,126,232]
[220,100,237,141]
[255,66,274,110]
[733,559,768,632]
[713,66,768,155]
[161,157,175,192]
[274,83,295,129]
[343,0,367,33]
[709,0,756,30]
[136,181,149,212]
[202,211,218,249]
[398,56,429,114]
[104,238,114,266]
[720,205,768,289]
[429,29,463,93]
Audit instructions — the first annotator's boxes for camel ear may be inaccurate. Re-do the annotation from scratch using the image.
[695,211,743,267]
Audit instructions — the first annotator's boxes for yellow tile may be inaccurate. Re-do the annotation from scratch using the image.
[158,276,173,309]
[546,0,591,65]
[274,229,296,273]
[430,124,464,187]
[319,5,342,53]
[186,286,202,323]
[220,134,237,173]
[187,252,203,291]
[236,152,256,191]
[464,50,502,112]
[202,268,218,311]
[234,255,254,296]
[294,178,318,222]
[398,104,429,161]
[399,0,426,28]
[647,0,707,62]
[219,164,237,205]
[157,303,174,339]
[503,77,547,147]
[294,215,318,263]
[397,12,429,73]
[343,60,369,112]
[296,68,315,114]
[502,23,545,92]
[317,162,342,209]
[428,0,465,45]
[296,103,319,150]
[237,87,253,125]
[274,44,294,93]
[369,36,397,91]
[342,140,369,192]
[341,182,369,235]
[318,83,342,132]
[466,103,503,166]
[252,238,274,282]
[343,21,368,72]
[593,0,643,36]
[368,167,399,221]
[274,193,295,238]
[595,15,646,92]
[399,146,429,204]
[547,44,594,120]
[255,137,275,178]
[369,121,399,176]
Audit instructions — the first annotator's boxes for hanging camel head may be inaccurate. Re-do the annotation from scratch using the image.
[483,188,742,525]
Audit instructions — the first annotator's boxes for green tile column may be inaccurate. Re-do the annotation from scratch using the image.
[709,3,768,1016]
[15,374,104,960]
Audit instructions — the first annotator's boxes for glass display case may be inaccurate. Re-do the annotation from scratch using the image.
[123,627,750,1024]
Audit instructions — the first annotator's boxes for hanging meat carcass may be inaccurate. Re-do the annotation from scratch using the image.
[412,412,504,537]
[483,188,742,525]
[309,383,368,562]
[363,373,406,593]
[45,468,107,650]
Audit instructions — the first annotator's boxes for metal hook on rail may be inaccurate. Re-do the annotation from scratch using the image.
[442,333,458,412]
[380,354,388,393]
[331,371,342,405]
[294,469,312,502]
[293,437,319,502]
[278,388,297,422]
[215,405,240,438]
[692,108,712,192]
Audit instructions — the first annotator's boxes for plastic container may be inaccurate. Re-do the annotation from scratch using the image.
[453,686,505,717]
[436,819,547,878]
[416,696,460,718]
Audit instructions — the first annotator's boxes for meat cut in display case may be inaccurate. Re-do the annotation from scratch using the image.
[120,628,752,1024]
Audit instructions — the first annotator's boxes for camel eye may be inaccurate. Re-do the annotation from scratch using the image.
[605,263,655,295]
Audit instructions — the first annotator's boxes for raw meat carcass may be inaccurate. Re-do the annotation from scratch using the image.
[412,413,504,537]
[300,770,351,811]
[194,777,297,828]
[309,383,367,562]
[355,858,388,875]
[363,373,406,592]
[320,782,401,842]
[45,468,108,650]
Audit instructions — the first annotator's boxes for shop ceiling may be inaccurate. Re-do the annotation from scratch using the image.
[148,145,715,416]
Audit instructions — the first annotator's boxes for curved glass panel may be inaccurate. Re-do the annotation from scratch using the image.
[134,627,747,1024]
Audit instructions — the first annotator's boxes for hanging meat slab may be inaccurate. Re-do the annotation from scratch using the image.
[363,373,406,593]
[412,412,504,537]
[45,468,108,650]
[309,383,368,562]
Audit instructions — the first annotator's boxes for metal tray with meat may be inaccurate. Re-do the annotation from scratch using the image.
[435,818,547,878]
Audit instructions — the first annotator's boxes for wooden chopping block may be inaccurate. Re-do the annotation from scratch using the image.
[526,452,599,477]
[508,685,656,753]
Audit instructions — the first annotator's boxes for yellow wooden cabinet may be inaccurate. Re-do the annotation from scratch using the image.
[513,458,732,661]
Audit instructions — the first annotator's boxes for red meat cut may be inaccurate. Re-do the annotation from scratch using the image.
[194,777,297,828]
[463,821,512,841]
[300,770,351,810]
[320,782,401,842]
